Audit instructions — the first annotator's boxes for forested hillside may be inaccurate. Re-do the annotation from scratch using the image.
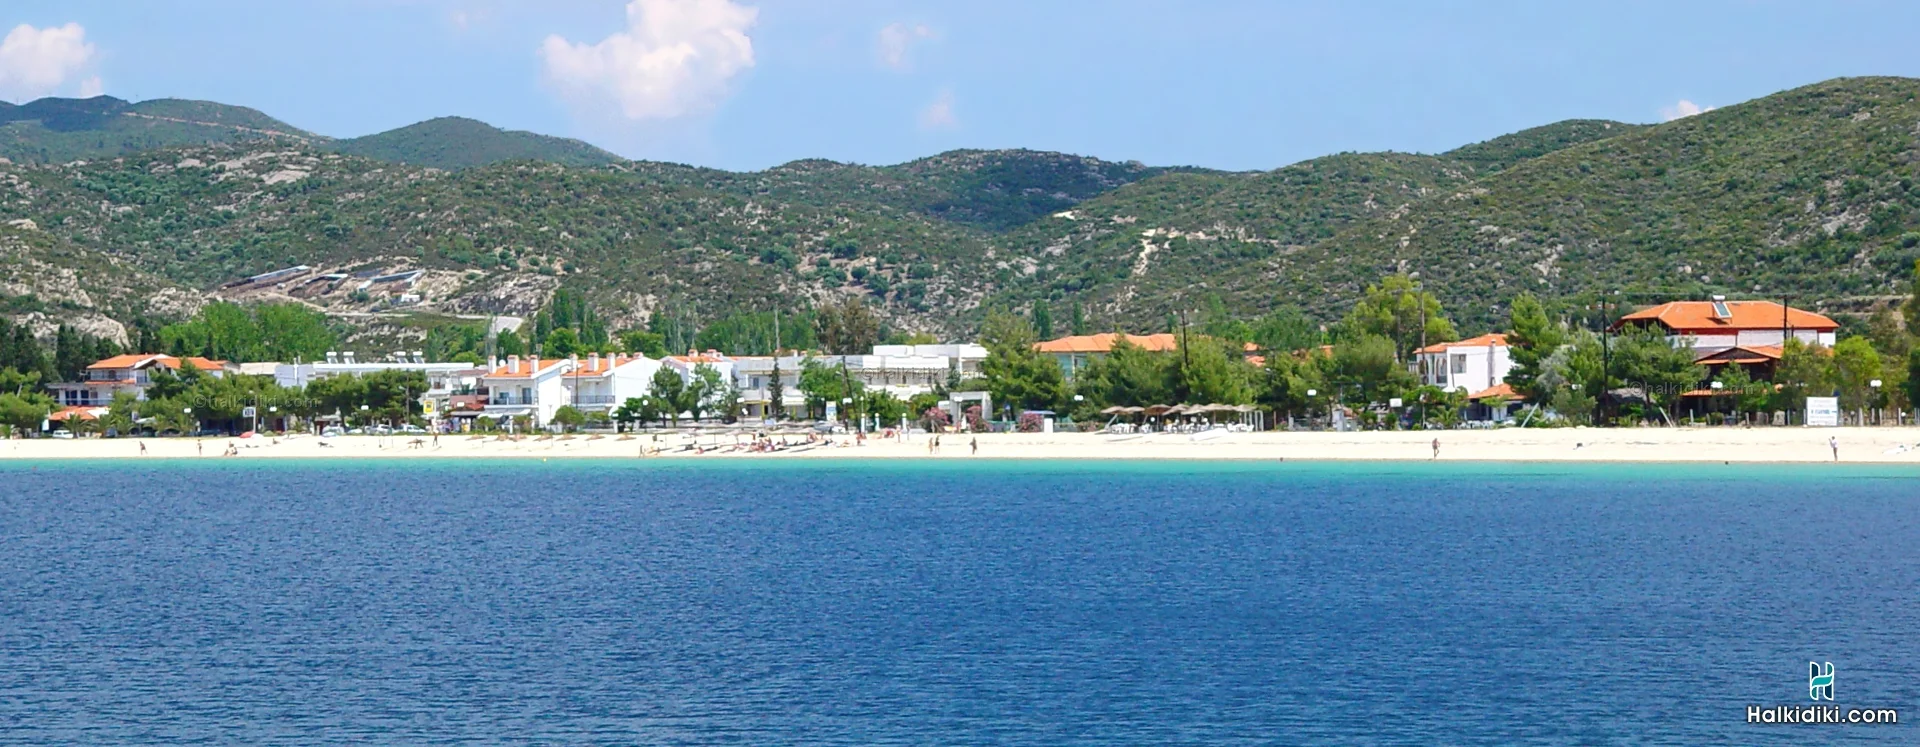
[2,77,1918,344]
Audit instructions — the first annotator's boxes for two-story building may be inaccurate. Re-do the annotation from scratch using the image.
[48,354,230,407]
[480,353,661,427]
[1034,333,1179,380]
[1414,333,1512,398]
[1611,299,1839,379]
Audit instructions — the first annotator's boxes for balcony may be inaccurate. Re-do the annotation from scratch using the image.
[491,395,535,406]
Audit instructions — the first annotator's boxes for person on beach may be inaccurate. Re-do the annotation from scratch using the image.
[138,441,147,456]
[1431,438,1440,460]
[197,440,203,457]
[1830,436,1839,462]
[971,437,978,456]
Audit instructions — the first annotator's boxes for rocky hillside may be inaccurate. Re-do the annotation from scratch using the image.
[4,77,1920,340]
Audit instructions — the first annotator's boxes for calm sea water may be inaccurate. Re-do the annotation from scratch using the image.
[0,459,1915,745]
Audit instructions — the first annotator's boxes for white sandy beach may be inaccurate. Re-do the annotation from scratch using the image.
[2,427,1918,463]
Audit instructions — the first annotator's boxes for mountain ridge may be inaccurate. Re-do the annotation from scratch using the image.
[0,76,1912,348]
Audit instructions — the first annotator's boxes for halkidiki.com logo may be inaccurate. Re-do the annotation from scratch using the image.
[1746,662,1899,725]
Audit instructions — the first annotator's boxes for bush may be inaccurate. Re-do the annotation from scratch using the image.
[1017,411,1044,432]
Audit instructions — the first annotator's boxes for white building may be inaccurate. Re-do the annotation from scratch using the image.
[1611,300,1838,355]
[480,353,662,426]
[729,354,810,421]
[49,354,231,407]
[870,343,988,378]
[1415,333,1512,397]
[274,351,477,393]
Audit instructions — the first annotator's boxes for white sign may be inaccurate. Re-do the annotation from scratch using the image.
[1388,398,1403,408]
[1806,396,1840,427]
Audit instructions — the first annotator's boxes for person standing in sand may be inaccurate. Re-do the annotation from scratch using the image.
[971,437,978,456]
[1431,438,1440,460]
[1830,436,1839,462]
[138,441,147,456]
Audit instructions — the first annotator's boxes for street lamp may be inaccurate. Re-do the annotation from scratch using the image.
[1871,379,1883,426]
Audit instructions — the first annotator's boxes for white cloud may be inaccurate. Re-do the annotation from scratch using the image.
[77,75,103,98]
[877,22,934,71]
[0,22,99,102]
[540,0,758,121]
[1660,99,1714,122]
[918,89,957,130]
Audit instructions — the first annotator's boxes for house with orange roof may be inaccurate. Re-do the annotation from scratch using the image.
[47,354,231,407]
[1610,298,1837,355]
[1414,333,1512,395]
[1033,332,1178,379]
[480,353,662,426]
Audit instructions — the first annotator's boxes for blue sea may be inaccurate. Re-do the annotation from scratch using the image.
[0,460,1915,745]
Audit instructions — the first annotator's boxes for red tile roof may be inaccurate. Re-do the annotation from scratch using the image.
[1034,333,1179,354]
[1416,333,1510,355]
[87,354,226,371]
[1468,383,1525,401]
[1614,301,1837,333]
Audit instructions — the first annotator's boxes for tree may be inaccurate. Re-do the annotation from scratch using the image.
[1199,294,1252,343]
[1832,336,1883,412]
[1031,299,1054,339]
[977,310,1067,415]
[615,396,663,428]
[551,405,587,432]
[1250,307,1321,353]
[646,366,689,424]
[1906,349,1920,415]
[101,390,140,436]
[1609,325,1705,422]
[0,368,41,397]
[1774,338,1837,414]
[798,357,860,419]
[813,298,881,356]
[1504,292,1564,401]
[1257,351,1328,420]
[1903,259,1920,336]
[1328,334,1415,406]
[1076,338,1174,408]
[1342,274,1456,361]
[686,363,728,421]
[619,329,668,358]
[0,392,52,435]
[1174,334,1255,405]
[543,327,583,357]
[1069,301,1089,336]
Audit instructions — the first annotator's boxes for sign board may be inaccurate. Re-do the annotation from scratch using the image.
[421,398,437,416]
[241,406,256,418]
[1805,396,1840,427]
[1388,398,1403,408]
[825,401,838,421]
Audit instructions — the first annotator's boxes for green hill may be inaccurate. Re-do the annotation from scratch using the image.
[0,96,316,163]
[3,76,1919,341]
[1443,119,1644,173]
[327,117,623,169]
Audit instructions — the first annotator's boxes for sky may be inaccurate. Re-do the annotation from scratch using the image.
[5,0,1920,172]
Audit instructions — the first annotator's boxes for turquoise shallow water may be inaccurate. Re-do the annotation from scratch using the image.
[1,460,1915,744]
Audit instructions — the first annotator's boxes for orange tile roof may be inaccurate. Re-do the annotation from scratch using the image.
[87,354,226,371]
[1614,301,1837,333]
[49,406,104,421]
[1033,333,1179,354]
[1416,333,1510,354]
[1468,383,1525,401]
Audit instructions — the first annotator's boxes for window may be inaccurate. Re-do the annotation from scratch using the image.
[1451,355,1467,374]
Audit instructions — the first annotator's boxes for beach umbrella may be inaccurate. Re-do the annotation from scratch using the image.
[1100,406,1127,415]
